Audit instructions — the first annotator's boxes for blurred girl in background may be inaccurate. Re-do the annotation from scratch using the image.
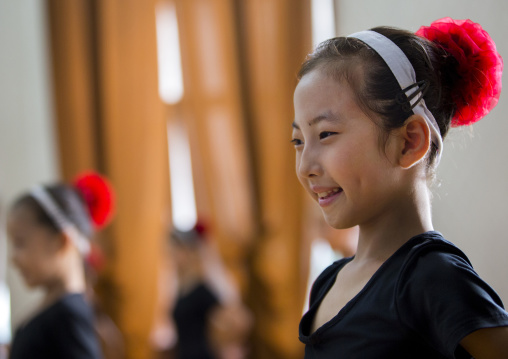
[7,172,114,359]
[155,222,252,359]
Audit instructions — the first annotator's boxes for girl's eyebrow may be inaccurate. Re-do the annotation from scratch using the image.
[292,111,341,130]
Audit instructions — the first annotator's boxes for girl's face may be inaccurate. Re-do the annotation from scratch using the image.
[292,69,402,229]
[7,206,62,288]
[169,240,200,272]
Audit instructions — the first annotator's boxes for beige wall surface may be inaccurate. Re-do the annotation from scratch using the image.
[0,0,59,329]
[335,0,508,302]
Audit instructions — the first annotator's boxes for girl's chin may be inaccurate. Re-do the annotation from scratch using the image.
[19,273,40,288]
[323,218,341,229]
[322,214,355,230]
[23,278,39,288]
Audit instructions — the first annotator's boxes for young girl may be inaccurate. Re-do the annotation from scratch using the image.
[167,223,252,359]
[7,172,114,359]
[170,225,221,359]
[293,18,508,358]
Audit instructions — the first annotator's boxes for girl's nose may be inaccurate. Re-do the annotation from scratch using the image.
[297,147,323,179]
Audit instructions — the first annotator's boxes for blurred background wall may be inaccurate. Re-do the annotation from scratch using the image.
[0,0,507,359]
[0,0,58,340]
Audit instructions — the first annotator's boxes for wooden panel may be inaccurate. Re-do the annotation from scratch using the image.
[93,1,169,358]
[175,0,256,292]
[237,0,312,358]
[46,0,98,178]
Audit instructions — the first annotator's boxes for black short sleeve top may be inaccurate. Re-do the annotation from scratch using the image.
[299,231,508,359]
[10,293,102,359]
[172,283,219,359]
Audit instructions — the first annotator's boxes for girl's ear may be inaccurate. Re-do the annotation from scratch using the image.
[56,232,74,253]
[44,230,68,255]
[396,115,431,169]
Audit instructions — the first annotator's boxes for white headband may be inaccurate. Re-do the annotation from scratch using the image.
[348,30,443,165]
[30,186,91,255]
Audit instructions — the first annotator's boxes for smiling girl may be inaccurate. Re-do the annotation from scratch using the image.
[7,172,114,359]
[293,18,508,358]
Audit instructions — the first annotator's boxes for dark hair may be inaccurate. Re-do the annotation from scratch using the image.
[297,26,460,167]
[169,227,205,248]
[12,185,94,239]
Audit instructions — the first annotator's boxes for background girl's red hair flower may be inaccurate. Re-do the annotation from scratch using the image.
[73,171,115,229]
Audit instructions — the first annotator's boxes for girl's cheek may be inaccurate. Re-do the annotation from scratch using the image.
[11,247,33,268]
[10,247,21,265]
[11,253,26,271]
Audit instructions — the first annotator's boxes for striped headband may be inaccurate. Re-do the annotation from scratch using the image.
[348,30,443,165]
[30,186,91,255]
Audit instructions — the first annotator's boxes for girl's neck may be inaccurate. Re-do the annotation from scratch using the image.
[177,264,202,287]
[41,261,86,308]
[354,181,433,264]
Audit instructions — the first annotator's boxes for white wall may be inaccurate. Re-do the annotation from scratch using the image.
[336,0,508,302]
[0,0,59,332]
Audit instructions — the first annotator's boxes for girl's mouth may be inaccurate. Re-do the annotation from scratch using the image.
[317,187,343,206]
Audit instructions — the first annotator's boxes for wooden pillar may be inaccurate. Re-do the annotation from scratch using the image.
[48,0,170,357]
[93,1,170,358]
[237,1,312,357]
[46,0,98,178]
[174,0,256,292]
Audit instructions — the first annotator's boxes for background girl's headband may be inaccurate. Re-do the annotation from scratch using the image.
[30,186,91,255]
[348,30,443,165]
[29,171,115,256]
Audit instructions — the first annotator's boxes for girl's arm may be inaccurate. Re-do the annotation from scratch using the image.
[461,326,508,359]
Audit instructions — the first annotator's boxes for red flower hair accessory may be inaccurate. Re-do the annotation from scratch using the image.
[85,242,106,273]
[194,220,207,236]
[416,17,503,126]
[73,171,115,229]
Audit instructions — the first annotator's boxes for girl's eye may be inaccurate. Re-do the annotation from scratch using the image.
[319,131,337,140]
[290,138,303,146]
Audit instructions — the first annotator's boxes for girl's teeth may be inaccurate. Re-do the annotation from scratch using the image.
[318,188,340,198]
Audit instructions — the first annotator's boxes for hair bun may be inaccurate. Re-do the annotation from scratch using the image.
[73,171,115,229]
[416,17,503,126]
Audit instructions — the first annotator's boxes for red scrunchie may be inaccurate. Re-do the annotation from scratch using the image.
[86,242,106,272]
[416,17,503,126]
[73,171,115,229]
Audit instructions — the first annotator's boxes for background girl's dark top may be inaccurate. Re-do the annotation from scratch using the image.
[172,283,219,359]
[10,293,102,359]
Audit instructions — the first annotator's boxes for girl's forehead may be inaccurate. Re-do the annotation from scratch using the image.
[295,72,359,118]
[299,60,365,87]
[10,204,35,219]
[296,68,356,100]
[298,68,335,87]
[8,205,41,229]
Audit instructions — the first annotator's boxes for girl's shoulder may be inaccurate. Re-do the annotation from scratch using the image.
[404,231,470,262]
[56,293,93,317]
[396,231,505,315]
[33,293,93,330]
[396,231,476,289]
[395,232,508,357]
